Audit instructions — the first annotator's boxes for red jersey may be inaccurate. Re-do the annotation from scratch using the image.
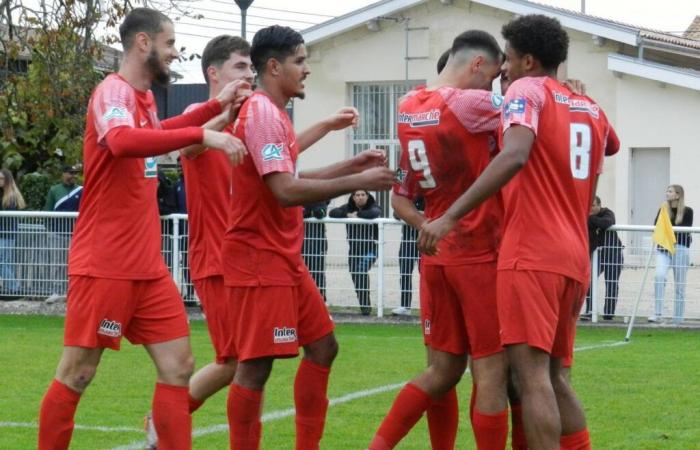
[394,86,503,265]
[69,74,167,279]
[222,91,305,286]
[498,76,616,282]
[180,103,232,280]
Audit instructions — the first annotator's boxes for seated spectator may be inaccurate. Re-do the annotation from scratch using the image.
[0,169,26,299]
[330,190,381,315]
[393,196,424,316]
[302,201,329,301]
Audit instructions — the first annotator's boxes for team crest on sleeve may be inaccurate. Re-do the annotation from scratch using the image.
[144,157,157,178]
[491,94,504,109]
[504,98,526,117]
[102,106,128,121]
[395,168,407,184]
[262,143,285,161]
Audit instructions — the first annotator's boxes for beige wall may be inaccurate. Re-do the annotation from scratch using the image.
[297,0,699,220]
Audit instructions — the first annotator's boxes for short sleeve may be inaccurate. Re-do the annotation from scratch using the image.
[393,146,419,199]
[442,88,502,134]
[501,78,546,136]
[244,97,295,176]
[92,77,137,144]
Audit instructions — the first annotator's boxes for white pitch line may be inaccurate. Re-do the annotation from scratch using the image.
[1,339,629,450]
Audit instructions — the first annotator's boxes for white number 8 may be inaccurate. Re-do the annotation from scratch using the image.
[570,123,591,180]
[408,139,436,188]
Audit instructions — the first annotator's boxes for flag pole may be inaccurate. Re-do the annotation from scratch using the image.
[625,240,656,341]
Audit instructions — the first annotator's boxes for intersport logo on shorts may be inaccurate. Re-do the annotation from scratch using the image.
[424,319,431,335]
[98,319,122,338]
[273,327,298,344]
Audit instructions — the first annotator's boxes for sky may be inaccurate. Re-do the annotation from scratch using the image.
[155,0,700,83]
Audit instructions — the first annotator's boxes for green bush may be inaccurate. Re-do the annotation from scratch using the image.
[19,172,53,210]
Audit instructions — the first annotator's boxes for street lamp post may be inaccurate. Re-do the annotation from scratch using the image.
[234,0,255,39]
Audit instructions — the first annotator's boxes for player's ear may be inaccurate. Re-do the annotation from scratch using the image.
[268,58,281,77]
[207,65,217,84]
[522,54,536,72]
[134,32,151,53]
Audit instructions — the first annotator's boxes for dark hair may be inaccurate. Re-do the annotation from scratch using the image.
[451,30,502,63]
[436,49,450,74]
[501,14,569,71]
[201,35,251,84]
[119,8,171,50]
[250,25,304,74]
[594,196,601,205]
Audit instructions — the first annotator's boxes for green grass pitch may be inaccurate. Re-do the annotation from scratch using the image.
[1,315,698,449]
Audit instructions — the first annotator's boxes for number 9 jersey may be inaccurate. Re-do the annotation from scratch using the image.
[498,76,620,283]
[394,86,504,266]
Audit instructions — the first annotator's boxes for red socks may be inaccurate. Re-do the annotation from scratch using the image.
[294,359,331,450]
[188,395,204,414]
[426,387,458,450]
[152,383,191,450]
[228,384,263,450]
[472,409,509,450]
[560,428,591,450]
[38,379,81,450]
[510,403,528,449]
[368,383,432,450]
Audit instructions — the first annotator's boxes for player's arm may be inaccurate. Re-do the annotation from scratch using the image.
[161,80,250,130]
[392,193,426,230]
[179,106,242,159]
[300,149,386,180]
[264,167,394,207]
[417,125,534,255]
[297,107,359,153]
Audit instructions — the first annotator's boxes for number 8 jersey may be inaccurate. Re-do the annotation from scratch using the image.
[394,86,504,266]
[499,76,619,283]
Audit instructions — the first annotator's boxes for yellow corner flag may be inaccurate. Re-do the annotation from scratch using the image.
[653,204,676,254]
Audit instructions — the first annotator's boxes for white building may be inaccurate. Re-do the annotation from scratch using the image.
[294,0,700,230]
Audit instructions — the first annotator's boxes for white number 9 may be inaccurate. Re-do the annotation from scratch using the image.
[407,139,436,189]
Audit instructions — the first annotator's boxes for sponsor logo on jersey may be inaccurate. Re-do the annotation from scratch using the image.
[102,106,128,122]
[98,319,122,338]
[424,319,431,335]
[554,91,570,105]
[397,109,441,127]
[491,94,504,109]
[273,327,298,344]
[569,98,600,118]
[144,157,157,178]
[504,98,526,116]
[262,143,285,161]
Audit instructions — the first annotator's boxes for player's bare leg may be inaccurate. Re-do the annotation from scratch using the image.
[369,349,467,450]
[38,346,105,450]
[145,337,195,450]
[550,360,590,449]
[190,359,238,407]
[425,347,459,450]
[507,369,528,450]
[470,351,509,449]
[295,332,338,450]
[507,344,560,450]
[229,357,274,450]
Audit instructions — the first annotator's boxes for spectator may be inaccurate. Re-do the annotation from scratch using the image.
[157,168,178,271]
[651,184,693,324]
[330,190,381,315]
[44,164,83,303]
[0,168,26,299]
[174,168,193,301]
[392,196,424,316]
[584,196,623,320]
[302,201,329,301]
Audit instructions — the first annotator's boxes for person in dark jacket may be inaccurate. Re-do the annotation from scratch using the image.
[651,184,693,324]
[0,169,26,298]
[329,190,381,315]
[393,196,424,316]
[175,170,193,301]
[302,201,329,301]
[157,169,178,271]
[584,196,623,320]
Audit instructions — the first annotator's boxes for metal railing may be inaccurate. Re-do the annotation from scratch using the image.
[1,211,698,322]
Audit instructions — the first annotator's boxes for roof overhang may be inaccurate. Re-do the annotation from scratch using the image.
[608,53,700,91]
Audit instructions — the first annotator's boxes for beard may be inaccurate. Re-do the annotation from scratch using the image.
[147,49,171,86]
[293,91,306,100]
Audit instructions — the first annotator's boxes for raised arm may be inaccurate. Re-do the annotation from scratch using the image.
[300,149,386,180]
[297,107,359,153]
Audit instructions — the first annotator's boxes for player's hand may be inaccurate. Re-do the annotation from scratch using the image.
[324,107,359,131]
[562,78,586,95]
[216,80,251,108]
[202,129,248,165]
[417,216,456,256]
[357,166,396,191]
[347,211,358,218]
[352,149,387,172]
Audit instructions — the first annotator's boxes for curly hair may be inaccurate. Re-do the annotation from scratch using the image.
[501,14,569,71]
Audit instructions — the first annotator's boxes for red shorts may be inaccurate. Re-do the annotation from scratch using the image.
[195,275,236,364]
[420,262,502,359]
[497,270,585,361]
[64,275,189,350]
[226,272,335,362]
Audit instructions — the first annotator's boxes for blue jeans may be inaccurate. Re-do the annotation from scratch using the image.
[654,245,690,323]
[0,238,20,293]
